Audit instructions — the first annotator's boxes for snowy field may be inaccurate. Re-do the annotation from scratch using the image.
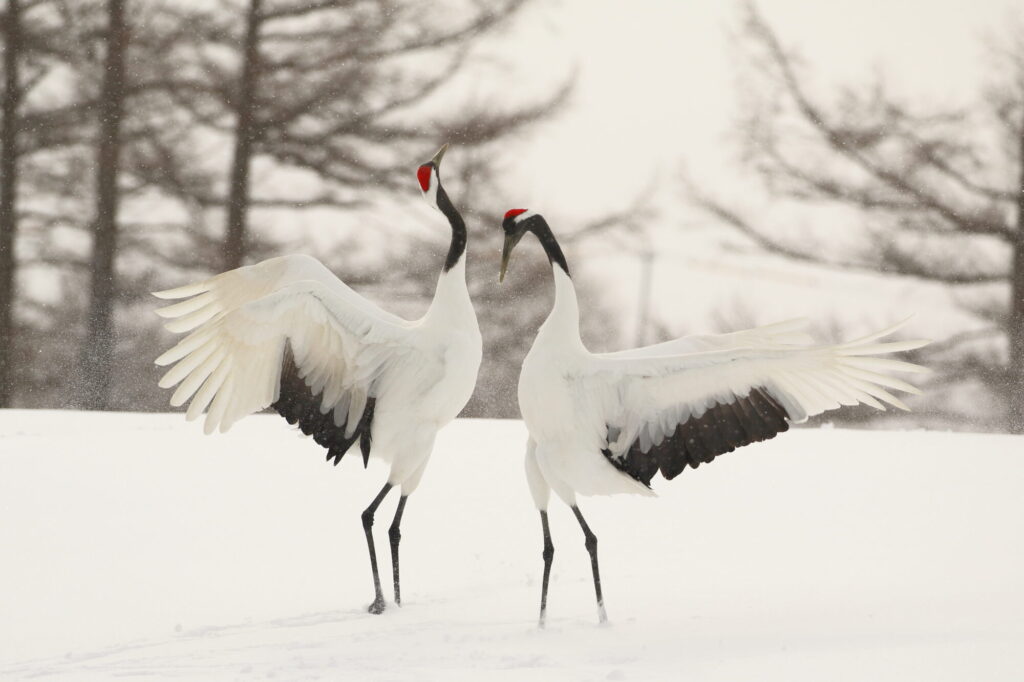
[1,410,1022,681]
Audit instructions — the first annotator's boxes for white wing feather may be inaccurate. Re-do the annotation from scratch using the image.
[153,255,417,435]
[581,321,928,457]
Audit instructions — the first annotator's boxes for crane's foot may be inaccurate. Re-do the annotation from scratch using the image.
[367,597,387,615]
[597,604,608,625]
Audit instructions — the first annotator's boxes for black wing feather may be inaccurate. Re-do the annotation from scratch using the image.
[603,387,791,486]
[271,347,375,467]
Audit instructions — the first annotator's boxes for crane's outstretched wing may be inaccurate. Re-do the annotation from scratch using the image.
[153,256,426,461]
[579,321,928,486]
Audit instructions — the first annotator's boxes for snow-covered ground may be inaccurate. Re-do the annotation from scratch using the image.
[1,410,1022,681]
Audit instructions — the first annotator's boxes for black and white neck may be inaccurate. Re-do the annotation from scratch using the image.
[516,212,571,279]
[417,145,467,274]
[544,246,580,344]
[436,184,467,271]
[418,148,473,324]
[502,210,580,345]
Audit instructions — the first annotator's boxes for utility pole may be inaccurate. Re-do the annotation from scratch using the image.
[634,246,654,348]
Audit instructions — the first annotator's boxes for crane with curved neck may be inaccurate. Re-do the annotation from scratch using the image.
[153,145,482,615]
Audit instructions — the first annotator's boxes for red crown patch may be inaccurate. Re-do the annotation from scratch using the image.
[417,165,432,192]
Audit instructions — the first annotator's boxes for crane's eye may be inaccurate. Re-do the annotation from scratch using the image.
[417,165,432,192]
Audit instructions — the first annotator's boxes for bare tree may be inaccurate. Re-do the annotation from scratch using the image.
[15,0,227,409]
[222,0,262,270]
[4,0,577,415]
[0,0,23,406]
[0,0,102,406]
[689,2,1024,431]
[79,0,127,410]
[148,0,568,270]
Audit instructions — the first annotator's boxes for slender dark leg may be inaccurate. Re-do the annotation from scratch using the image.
[538,510,555,628]
[388,495,408,605]
[361,482,393,614]
[571,505,607,624]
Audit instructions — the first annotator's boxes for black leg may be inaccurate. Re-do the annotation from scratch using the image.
[539,510,554,628]
[571,505,607,624]
[388,495,408,605]
[361,482,393,614]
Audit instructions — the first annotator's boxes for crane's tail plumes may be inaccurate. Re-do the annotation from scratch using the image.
[767,318,930,421]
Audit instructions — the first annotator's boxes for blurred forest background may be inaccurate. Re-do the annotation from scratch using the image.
[0,0,1021,432]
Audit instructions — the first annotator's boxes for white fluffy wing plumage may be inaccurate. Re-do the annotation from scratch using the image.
[580,320,929,462]
[153,255,417,434]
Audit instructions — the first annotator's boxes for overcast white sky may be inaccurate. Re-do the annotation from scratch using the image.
[511,0,1018,212]
[31,2,1012,342]
[493,0,1021,342]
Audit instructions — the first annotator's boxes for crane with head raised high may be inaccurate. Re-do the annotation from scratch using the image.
[153,145,482,615]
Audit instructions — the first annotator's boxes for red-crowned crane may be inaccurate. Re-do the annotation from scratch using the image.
[498,208,929,626]
[152,145,482,614]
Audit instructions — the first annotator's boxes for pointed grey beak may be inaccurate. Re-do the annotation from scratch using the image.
[431,142,449,167]
[500,232,522,283]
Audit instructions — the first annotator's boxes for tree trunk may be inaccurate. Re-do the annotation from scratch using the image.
[1011,239,1024,433]
[1006,101,1024,433]
[1009,109,1024,433]
[81,0,127,410]
[0,0,21,407]
[223,0,262,272]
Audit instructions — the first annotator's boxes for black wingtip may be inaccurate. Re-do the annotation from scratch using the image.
[359,398,375,468]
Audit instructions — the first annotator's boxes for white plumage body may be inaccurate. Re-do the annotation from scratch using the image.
[154,144,477,614]
[520,268,928,508]
[154,253,481,494]
[500,209,929,625]
[518,271,651,503]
